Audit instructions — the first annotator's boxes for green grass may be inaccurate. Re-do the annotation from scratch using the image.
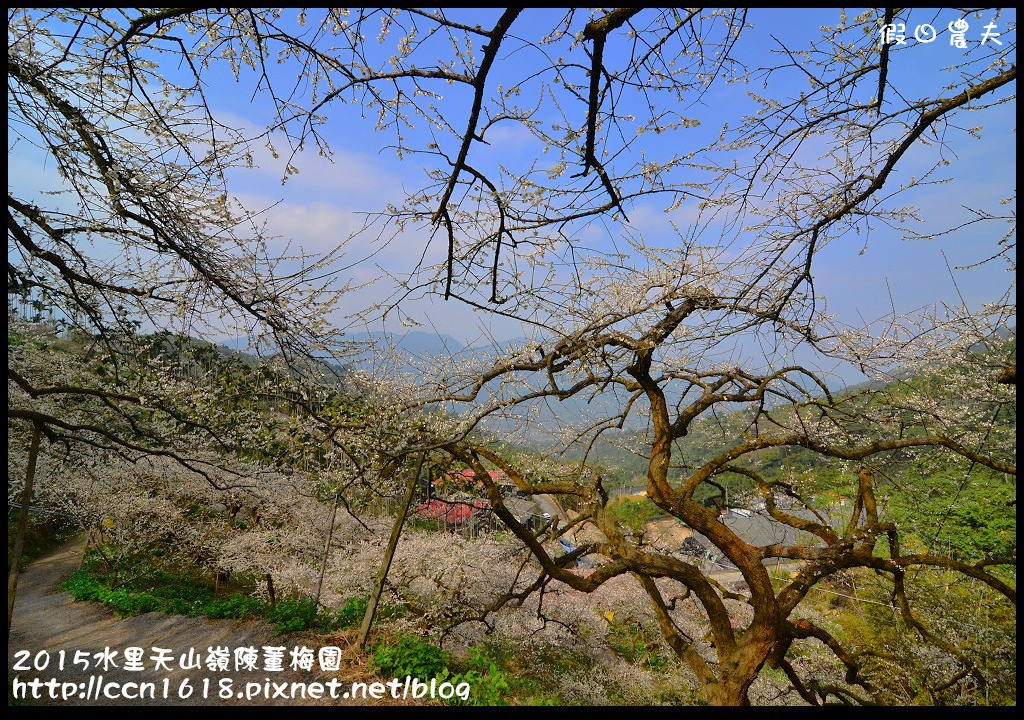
[605,496,670,534]
[61,559,402,635]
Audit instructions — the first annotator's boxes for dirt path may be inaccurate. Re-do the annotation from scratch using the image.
[6,539,372,706]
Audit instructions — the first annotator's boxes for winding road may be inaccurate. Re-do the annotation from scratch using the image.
[6,539,388,706]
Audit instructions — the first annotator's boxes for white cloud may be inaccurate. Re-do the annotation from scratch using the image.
[212,109,407,205]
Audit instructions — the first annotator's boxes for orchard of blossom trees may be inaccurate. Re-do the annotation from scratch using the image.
[8,8,1015,706]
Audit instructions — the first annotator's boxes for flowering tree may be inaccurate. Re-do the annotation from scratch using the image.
[349,7,1015,705]
[431,318,1013,704]
[8,8,369,624]
[7,8,1016,705]
[8,321,451,625]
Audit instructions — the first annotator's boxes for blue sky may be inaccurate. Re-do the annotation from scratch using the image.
[215,9,1015,341]
[9,8,1017,370]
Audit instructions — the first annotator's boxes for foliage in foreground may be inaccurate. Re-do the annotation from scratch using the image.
[60,550,402,636]
[371,633,522,706]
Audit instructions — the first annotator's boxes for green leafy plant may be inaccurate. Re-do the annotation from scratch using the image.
[62,568,107,602]
[606,617,669,671]
[372,635,447,680]
[62,570,160,616]
[334,596,368,628]
[447,648,512,706]
[203,595,264,619]
[265,597,319,634]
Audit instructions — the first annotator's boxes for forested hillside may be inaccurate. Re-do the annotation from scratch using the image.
[9,318,1016,705]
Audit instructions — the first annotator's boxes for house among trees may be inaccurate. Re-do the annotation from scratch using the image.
[414,468,538,532]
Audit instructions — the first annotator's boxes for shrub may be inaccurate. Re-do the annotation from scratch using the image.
[103,588,160,616]
[62,568,106,602]
[606,618,669,670]
[62,570,160,616]
[204,595,263,619]
[7,509,77,573]
[265,597,319,634]
[605,497,668,535]
[334,596,368,628]
[447,648,511,706]
[372,635,447,680]
[371,636,512,705]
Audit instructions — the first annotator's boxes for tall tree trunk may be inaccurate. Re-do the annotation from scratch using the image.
[706,681,751,706]
[357,452,425,649]
[8,424,42,632]
[314,490,342,608]
[705,639,772,705]
[265,573,276,606]
[706,662,758,706]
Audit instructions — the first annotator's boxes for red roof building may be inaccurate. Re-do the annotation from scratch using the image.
[414,498,489,524]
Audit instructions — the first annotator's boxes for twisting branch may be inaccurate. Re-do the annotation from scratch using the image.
[430,8,522,298]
